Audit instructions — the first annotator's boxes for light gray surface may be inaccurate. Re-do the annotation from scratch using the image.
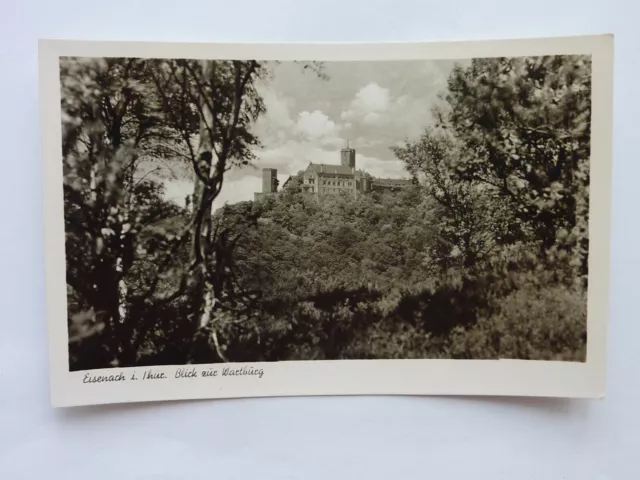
[0,0,637,478]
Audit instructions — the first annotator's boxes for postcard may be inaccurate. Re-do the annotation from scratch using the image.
[39,35,613,407]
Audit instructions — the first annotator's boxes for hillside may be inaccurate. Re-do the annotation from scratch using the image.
[205,185,586,362]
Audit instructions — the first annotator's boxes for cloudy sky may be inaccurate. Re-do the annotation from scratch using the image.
[163,59,467,209]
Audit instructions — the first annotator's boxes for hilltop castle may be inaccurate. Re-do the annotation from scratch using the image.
[254,142,414,201]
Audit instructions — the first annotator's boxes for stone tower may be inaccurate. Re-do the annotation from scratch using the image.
[340,140,356,169]
[262,168,278,193]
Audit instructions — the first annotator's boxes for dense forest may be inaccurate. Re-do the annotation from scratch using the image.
[62,55,591,370]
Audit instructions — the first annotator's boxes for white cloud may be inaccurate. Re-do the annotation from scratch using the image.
[252,89,295,148]
[362,112,383,126]
[254,84,345,151]
[259,88,293,128]
[262,89,294,130]
[340,80,441,144]
[342,82,391,122]
[354,83,390,113]
[295,110,340,144]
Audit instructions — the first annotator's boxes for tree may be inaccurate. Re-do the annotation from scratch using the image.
[385,55,590,362]
[64,57,331,368]
[61,57,185,368]
[393,128,519,271]
[441,55,591,281]
[147,59,268,362]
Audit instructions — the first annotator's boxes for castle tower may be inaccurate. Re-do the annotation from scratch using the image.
[262,168,278,193]
[340,140,356,169]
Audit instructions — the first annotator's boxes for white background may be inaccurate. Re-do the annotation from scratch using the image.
[0,0,637,478]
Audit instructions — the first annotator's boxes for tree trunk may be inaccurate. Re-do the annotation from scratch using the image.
[188,60,222,362]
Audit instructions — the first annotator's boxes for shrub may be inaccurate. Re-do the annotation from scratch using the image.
[447,284,587,361]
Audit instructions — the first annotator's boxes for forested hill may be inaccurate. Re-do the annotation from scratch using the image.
[210,187,451,361]
[227,187,431,295]
[209,177,585,362]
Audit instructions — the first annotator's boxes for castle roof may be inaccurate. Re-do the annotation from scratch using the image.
[306,163,353,176]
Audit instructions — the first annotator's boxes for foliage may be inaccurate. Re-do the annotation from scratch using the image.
[447,280,587,361]
[441,55,591,282]
[63,57,267,368]
[393,128,522,271]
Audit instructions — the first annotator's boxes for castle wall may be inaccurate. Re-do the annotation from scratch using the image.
[316,172,357,198]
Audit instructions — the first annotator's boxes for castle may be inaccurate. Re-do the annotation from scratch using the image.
[254,142,414,201]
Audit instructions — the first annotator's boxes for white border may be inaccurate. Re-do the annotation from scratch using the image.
[39,35,613,407]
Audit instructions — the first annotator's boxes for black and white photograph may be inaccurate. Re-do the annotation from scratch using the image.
[39,37,613,405]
